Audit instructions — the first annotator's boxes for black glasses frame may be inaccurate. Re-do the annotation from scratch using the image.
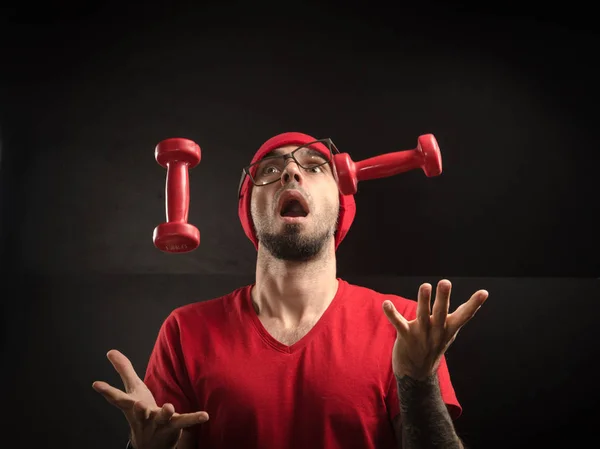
[237,138,340,198]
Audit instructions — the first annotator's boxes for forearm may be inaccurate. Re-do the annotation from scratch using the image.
[396,373,464,449]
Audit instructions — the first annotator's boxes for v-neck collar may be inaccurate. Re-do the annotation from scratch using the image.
[243,278,348,354]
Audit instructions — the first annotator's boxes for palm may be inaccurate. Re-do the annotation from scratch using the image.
[93,349,209,449]
[389,322,453,382]
[383,279,489,380]
[127,376,158,410]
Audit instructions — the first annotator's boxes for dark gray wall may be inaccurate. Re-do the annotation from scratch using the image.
[3,274,599,448]
[1,1,598,448]
[1,2,597,277]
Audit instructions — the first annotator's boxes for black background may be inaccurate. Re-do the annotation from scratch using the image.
[1,1,598,448]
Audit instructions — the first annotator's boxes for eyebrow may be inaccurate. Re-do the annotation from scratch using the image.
[262,148,326,160]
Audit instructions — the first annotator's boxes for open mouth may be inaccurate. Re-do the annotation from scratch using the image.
[278,193,309,218]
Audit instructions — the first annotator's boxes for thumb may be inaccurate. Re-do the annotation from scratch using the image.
[170,411,210,429]
[382,301,409,334]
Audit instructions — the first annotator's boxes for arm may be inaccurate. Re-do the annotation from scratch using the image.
[393,373,464,449]
[382,281,488,449]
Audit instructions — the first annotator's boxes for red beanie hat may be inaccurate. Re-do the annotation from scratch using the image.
[238,132,356,251]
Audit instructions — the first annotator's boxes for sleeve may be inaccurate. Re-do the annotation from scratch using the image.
[143,312,198,414]
[385,353,463,421]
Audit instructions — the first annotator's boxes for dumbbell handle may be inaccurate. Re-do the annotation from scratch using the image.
[353,149,425,181]
[334,134,442,195]
[165,162,191,223]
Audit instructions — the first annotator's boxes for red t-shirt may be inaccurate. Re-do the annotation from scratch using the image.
[144,278,462,449]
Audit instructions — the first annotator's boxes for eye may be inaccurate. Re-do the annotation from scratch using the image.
[307,166,323,174]
[262,166,281,175]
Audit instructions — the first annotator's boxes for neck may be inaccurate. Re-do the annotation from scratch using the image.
[252,241,339,326]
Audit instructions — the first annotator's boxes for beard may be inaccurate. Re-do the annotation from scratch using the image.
[259,223,333,261]
[254,207,339,262]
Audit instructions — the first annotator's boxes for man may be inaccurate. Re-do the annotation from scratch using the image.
[93,132,489,449]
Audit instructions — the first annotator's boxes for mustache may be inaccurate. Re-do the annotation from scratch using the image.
[275,183,309,201]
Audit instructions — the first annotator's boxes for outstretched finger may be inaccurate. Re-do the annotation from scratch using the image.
[155,403,176,426]
[106,349,143,393]
[431,280,452,327]
[170,411,210,429]
[383,301,410,335]
[416,283,432,328]
[92,381,136,410]
[447,290,489,334]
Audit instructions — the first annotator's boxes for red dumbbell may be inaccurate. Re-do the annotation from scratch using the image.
[333,134,442,195]
[152,138,201,253]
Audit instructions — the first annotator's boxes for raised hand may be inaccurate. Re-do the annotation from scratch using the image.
[92,349,209,449]
[383,279,488,380]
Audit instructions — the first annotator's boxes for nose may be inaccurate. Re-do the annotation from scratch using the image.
[280,157,303,185]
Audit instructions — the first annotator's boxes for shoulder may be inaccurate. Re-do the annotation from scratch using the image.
[340,278,418,319]
[163,284,253,329]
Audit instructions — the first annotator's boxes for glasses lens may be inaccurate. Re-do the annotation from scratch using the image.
[249,140,332,186]
[250,157,284,185]
[295,144,330,168]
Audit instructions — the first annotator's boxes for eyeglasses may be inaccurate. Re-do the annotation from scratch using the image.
[238,138,340,198]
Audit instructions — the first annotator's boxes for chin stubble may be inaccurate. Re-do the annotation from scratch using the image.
[259,223,333,261]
